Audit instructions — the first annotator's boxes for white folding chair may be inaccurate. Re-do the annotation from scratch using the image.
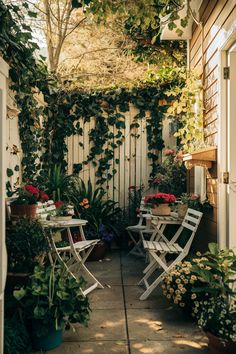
[37,202,104,296]
[126,198,153,257]
[45,219,104,296]
[138,208,203,300]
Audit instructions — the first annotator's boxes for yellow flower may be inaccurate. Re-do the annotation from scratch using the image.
[175,279,181,284]
[191,293,197,300]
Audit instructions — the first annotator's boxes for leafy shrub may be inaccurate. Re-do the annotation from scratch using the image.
[6,218,49,273]
[14,264,90,338]
[66,177,121,242]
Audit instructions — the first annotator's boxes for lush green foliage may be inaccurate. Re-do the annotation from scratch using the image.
[163,243,236,341]
[66,177,121,241]
[152,149,186,197]
[4,313,32,354]
[14,264,90,337]
[44,165,70,201]
[6,218,49,273]
[41,85,169,186]
[165,69,204,152]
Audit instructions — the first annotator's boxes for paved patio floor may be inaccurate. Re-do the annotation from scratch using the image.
[46,250,209,354]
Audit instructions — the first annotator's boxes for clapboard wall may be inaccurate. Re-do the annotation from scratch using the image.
[189,0,236,250]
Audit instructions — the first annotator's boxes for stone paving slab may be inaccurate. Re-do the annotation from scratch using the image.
[130,339,208,354]
[124,285,169,310]
[63,309,127,342]
[89,285,124,310]
[127,308,207,343]
[49,341,129,353]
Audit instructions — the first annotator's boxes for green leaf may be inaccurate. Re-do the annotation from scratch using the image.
[7,168,14,177]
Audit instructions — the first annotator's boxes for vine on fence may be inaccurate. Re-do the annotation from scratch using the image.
[0,0,173,186]
[41,85,169,185]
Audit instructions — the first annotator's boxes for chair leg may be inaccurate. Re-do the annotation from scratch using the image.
[127,230,145,257]
[139,250,182,300]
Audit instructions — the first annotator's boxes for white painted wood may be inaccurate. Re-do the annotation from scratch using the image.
[218,24,236,249]
[227,50,236,249]
[65,105,165,209]
[0,57,9,354]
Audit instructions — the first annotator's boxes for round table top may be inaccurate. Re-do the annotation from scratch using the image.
[41,218,88,228]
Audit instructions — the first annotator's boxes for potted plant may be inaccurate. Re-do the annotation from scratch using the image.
[66,177,121,258]
[51,200,74,221]
[10,184,49,219]
[190,243,236,354]
[144,192,176,215]
[14,263,90,351]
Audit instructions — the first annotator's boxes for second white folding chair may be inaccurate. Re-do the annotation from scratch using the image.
[138,208,203,300]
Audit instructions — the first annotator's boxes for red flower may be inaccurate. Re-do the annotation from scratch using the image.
[128,186,136,190]
[55,200,64,209]
[144,193,176,204]
[24,184,39,198]
[40,191,49,202]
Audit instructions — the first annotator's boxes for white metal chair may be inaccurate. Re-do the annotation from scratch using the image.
[138,208,203,300]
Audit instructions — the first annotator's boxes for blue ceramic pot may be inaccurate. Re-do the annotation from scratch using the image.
[32,323,63,351]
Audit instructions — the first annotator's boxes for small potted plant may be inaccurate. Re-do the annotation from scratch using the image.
[52,201,74,221]
[144,192,176,216]
[14,263,90,351]
[10,184,49,219]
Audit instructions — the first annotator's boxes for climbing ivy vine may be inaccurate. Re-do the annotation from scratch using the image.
[41,84,170,185]
[0,0,179,186]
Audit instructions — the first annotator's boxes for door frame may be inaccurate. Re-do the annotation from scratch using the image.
[218,26,236,248]
[0,57,9,354]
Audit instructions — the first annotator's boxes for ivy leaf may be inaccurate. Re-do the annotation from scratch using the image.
[28,11,37,18]
[7,168,14,178]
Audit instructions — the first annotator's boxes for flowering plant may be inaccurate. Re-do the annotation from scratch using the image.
[144,192,176,207]
[11,184,49,205]
[191,244,236,342]
[151,149,186,197]
[179,193,212,212]
[162,258,211,315]
[54,201,74,217]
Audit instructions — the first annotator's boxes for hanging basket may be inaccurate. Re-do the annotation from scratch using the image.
[206,332,236,354]
[10,204,37,219]
[151,204,171,216]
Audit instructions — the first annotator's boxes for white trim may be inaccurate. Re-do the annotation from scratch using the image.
[0,58,9,78]
[218,25,236,248]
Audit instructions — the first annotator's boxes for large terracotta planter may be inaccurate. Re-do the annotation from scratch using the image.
[10,204,37,219]
[206,331,236,354]
[87,241,107,261]
[151,204,171,216]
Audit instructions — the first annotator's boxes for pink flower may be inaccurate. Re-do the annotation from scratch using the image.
[190,194,200,201]
[129,186,136,190]
[164,149,176,156]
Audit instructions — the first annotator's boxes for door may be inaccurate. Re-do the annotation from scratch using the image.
[226,47,236,248]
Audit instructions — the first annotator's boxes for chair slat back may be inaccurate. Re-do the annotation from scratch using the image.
[181,208,203,253]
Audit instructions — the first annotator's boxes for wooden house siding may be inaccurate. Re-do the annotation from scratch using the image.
[189,0,236,250]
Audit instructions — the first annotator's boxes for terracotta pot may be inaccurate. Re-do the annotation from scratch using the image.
[206,331,236,354]
[10,204,37,219]
[178,204,188,218]
[151,204,171,216]
[87,241,107,261]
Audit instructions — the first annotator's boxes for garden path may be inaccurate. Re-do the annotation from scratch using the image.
[38,251,209,354]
